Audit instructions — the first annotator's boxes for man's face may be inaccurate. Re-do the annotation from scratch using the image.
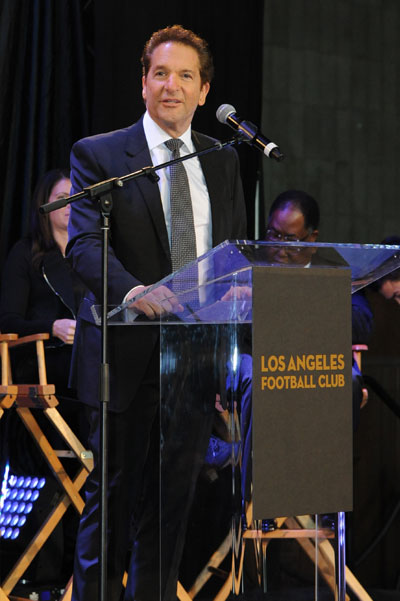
[379,280,400,305]
[142,41,210,138]
[264,205,318,265]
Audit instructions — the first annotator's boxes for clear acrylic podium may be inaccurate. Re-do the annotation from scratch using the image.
[101,240,400,601]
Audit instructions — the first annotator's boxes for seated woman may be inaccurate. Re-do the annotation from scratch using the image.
[0,168,88,579]
[0,168,87,456]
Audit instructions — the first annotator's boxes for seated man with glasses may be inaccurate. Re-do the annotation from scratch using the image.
[264,189,320,266]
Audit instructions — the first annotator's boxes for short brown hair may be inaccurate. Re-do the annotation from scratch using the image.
[141,25,214,86]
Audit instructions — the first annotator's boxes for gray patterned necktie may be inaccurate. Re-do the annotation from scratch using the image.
[164,138,197,272]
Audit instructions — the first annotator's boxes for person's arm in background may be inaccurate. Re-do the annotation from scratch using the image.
[352,290,373,344]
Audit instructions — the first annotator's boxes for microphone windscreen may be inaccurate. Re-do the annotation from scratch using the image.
[216,104,236,124]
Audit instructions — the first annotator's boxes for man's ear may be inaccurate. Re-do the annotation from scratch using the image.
[309,230,319,242]
[142,75,147,102]
[198,82,210,107]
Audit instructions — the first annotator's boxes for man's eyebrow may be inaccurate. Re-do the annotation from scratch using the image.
[151,64,195,73]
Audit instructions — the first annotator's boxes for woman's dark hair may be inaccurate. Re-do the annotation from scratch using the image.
[31,168,70,269]
[370,235,400,290]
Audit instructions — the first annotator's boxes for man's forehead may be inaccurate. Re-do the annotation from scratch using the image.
[269,207,306,231]
[148,41,200,68]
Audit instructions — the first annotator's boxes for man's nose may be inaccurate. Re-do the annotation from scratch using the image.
[165,73,180,90]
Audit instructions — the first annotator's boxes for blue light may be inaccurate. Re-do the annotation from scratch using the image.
[0,463,10,511]
[24,503,33,514]
[0,469,46,541]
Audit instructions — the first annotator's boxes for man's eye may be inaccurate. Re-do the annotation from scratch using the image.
[182,73,193,79]
[155,70,166,77]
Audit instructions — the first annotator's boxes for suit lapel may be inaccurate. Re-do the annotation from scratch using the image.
[124,118,170,261]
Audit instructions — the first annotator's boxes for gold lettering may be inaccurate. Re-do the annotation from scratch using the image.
[305,355,315,370]
[297,355,306,371]
[315,355,323,370]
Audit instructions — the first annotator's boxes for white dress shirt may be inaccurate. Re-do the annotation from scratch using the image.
[143,110,212,258]
[123,112,213,306]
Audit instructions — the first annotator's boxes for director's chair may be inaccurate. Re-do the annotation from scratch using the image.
[0,333,93,601]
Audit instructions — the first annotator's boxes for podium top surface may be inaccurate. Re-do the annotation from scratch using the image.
[100,240,400,324]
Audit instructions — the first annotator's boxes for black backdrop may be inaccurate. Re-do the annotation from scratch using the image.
[0,0,264,268]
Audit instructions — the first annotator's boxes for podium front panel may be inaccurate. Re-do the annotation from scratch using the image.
[252,266,353,518]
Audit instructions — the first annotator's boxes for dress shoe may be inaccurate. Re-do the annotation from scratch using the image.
[261,518,277,532]
[320,513,336,531]
[204,435,240,469]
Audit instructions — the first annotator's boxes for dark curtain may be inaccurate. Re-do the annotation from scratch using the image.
[0,0,263,264]
[0,0,90,269]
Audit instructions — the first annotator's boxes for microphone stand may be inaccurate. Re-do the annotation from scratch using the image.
[40,134,243,601]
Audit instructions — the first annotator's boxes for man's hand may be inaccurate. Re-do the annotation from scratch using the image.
[126,285,183,319]
[221,286,252,302]
[52,319,76,344]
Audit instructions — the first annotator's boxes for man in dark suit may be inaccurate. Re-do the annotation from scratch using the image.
[67,25,247,601]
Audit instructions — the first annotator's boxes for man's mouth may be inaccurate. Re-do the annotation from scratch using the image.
[162,99,181,104]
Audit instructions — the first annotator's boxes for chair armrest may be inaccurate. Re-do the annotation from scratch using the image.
[8,333,50,348]
[0,333,18,342]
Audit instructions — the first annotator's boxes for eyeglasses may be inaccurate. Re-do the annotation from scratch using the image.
[264,227,311,243]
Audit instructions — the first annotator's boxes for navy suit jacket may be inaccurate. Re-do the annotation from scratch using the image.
[67,116,247,411]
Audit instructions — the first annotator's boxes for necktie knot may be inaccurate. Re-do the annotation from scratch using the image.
[165,138,184,157]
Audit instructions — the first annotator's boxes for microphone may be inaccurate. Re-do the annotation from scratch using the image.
[216,104,284,161]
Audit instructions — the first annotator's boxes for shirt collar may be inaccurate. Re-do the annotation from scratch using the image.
[143,110,194,153]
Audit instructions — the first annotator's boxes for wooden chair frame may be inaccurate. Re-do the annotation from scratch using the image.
[0,334,93,601]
